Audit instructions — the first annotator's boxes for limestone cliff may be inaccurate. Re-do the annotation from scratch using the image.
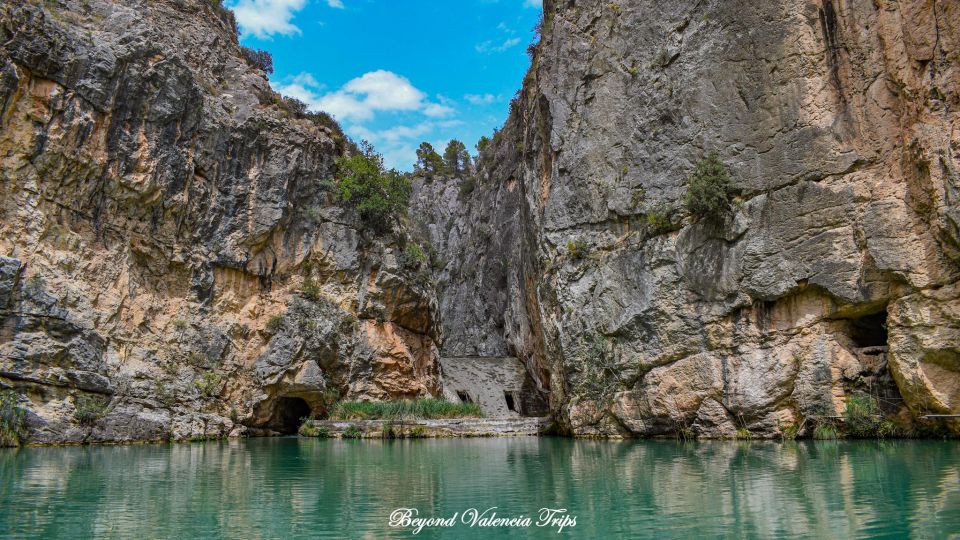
[415,0,960,437]
[0,0,441,443]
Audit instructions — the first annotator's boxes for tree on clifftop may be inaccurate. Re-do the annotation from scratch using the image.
[414,142,444,177]
[443,140,470,177]
[335,141,411,232]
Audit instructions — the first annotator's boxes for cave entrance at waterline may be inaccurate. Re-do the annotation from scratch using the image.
[273,397,312,434]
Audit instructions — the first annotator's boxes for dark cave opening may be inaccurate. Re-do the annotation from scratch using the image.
[274,397,312,434]
[849,311,889,348]
[504,391,517,413]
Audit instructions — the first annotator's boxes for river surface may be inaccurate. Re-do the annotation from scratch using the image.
[1,437,959,538]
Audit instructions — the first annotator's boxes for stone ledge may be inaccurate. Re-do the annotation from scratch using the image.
[302,417,554,438]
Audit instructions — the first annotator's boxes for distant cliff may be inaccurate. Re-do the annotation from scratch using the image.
[413,0,960,437]
[0,0,441,443]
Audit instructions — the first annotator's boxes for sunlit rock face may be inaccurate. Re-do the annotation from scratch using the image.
[414,0,960,437]
[0,0,441,443]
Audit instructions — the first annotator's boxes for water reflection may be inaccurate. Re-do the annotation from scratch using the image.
[1,438,958,538]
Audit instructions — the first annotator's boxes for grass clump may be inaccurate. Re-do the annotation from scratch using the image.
[813,422,840,440]
[844,393,897,438]
[735,427,752,440]
[567,239,589,260]
[298,423,330,438]
[0,390,27,447]
[265,314,284,334]
[194,372,222,398]
[329,399,482,421]
[400,243,426,270]
[342,425,363,439]
[684,152,735,221]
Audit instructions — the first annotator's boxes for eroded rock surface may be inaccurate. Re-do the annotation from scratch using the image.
[0,0,441,443]
[413,0,960,437]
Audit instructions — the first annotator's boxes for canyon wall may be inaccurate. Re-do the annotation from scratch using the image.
[416,0,960,437]
[0,0,441,443]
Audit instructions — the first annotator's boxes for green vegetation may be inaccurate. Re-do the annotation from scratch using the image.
[646,203,679,236]
[73,395,107,426]
[300,277,322,301]
[683,152,735,221]
[329,399,482,421]
[443,140,471,177]
[813,422,840,440]
[400,243,426,270]
[567,239,589,260]
[240,46,273,74]
[735,427,752,440]
[414,142,444,177]
[194,372,223,398]
[271,95,353,154]
[335,141,411,232]
[458,177,477,201]
[777,420,800,441]
[0,390,26,447]
[265,314,285,334]
[342,425,363,439]
[298,423,331,438]
[844,393,897,438]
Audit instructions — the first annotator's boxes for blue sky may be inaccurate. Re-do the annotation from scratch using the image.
[227,0,542,170]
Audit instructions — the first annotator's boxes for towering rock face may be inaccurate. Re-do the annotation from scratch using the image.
[0,0,441,443]
[416,0,960,436]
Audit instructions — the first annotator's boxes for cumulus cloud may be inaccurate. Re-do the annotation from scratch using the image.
[272,71,459,169]
[464,93,499,105]
[475,37,522,54]
[524,0,542,7]
[228,0,308,39]
[327,0,344,7]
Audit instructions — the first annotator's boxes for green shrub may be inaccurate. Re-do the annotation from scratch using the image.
[777,420,800,441]
[458,177,476,201]
[342,425,363,439]
[240,46,273,74]
[813,422,840,440]
[329,399,482,420]
[336,142,411,232]
[300,277,322,302]
[567,239,589,260]
[735,427,752,440]
[298,423,330,438]
[73,395,107,426]
[844,393,894,438]
[265,314,284,334]
[400,243,426,269]
[683,152,734,221]
[646,203,679,236]
[0,390,26,447]
[194,372,222,398]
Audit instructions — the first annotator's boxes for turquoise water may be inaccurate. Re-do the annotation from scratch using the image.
[1,438,959,538]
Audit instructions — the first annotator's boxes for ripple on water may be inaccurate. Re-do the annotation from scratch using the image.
[1,438,959,538]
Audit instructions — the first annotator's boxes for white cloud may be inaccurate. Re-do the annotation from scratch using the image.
[524,0,542,7]
[475,37,522,54]
[326,0,344,7]
[465,93,499,105]
[278,70,453,122]
[271,71,460,170]
[228,0,308,39]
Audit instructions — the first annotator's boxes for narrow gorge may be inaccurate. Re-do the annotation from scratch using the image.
[1,0,959,444]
